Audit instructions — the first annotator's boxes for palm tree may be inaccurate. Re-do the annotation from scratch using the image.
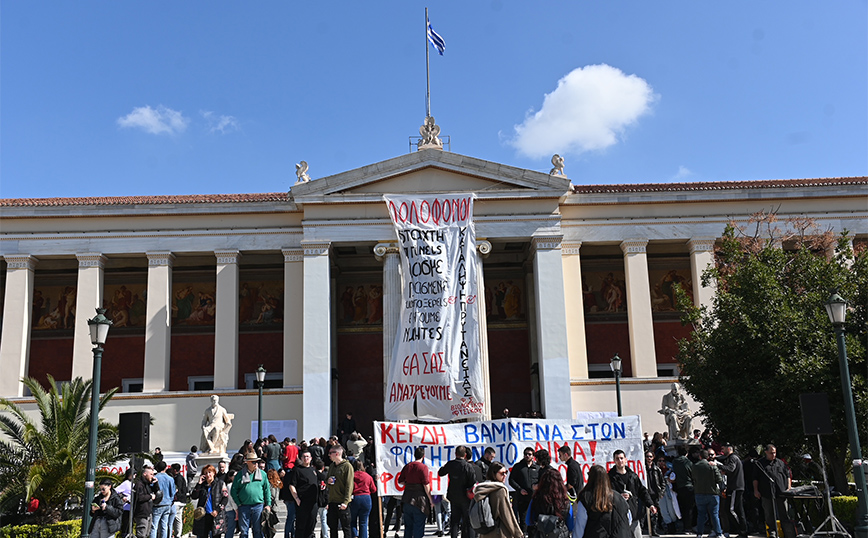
[0,375,119,523]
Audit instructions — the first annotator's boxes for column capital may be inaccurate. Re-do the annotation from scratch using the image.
[76,252,107,268]
[146,251,175,267]
[561,241,583,255]
[373,242,400,261]
[3,254,38,271]
[687,237,716,254]
[477,240,492,257]
[282,248,304,262]
[215,250,241,265]
[620,239,648,255]
[301,241,331,257]
[530,236,562,254]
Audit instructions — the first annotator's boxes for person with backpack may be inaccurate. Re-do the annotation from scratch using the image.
[399,446,433,538]
[470,461,523,538]
[525,468,574,538]
[575,465,631,538]
[438,445,480,538]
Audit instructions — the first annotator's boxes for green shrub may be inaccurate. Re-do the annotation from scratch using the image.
[0,520,80,538]
[182,502,195,534]
[831,496,859,528]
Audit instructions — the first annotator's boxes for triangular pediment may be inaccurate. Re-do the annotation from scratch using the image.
[290,149,571,203]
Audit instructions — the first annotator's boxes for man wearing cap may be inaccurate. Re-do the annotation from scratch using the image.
[231,452,272,538]
[718,442,747,538]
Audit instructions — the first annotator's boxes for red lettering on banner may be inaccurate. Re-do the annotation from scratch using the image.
[573,442,586,461]
[388,197,473,226]
[380,423,395,444]
[589,441,597,461]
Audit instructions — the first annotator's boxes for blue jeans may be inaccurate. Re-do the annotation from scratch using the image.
[319,506,330,538]
[285,499,297,538]
[238,504,265,538]
[225,510,237,538]
[403,503,426,538]
[149,504,172,538]
[695,494,722,536]
[350,495,372,538]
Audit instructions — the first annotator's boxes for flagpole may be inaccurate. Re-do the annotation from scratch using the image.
[425,7,431,118]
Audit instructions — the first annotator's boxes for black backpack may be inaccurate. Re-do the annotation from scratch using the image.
[535,514,569,538]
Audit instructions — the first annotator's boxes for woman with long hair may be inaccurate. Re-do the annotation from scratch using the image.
[350,459,376,538]
[526,467,574,537]
[191,464,229,538]
[574,465,631,538]
[472,461,523,538]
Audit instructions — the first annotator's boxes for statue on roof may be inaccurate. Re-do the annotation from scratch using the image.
[417,116,443,150]
[295,161,311,183]
[550,154,566,177]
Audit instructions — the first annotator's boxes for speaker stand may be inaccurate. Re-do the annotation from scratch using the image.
[810,434,850,538]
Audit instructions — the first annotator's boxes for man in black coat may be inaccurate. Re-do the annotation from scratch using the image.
[509,447,539,532]
[609,450,657,538]
[557,445,585,497]
[718,442,747,538]
[437,445,479,538]
[132,466,158,538]
[752,444,795,538]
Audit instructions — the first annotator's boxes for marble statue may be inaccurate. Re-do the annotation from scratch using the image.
[417,116,443,149]
[201,394,233,455]
[658,382,693,441]
[550,154,566,176]
[295,161,311,183]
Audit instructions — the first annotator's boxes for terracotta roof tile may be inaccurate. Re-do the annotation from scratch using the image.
[0,192,290,207]
[571,176,868,194]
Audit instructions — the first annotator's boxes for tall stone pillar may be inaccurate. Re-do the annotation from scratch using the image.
[282,248,304,388]
[0,255,38,396]
[302,241,332,439]
[143,252,174,392]
[213,250,240,390]
[71,253,106,381]
[620,239,657,378]
[374,243,401,403]
[561,242,589,380]
[688,238,716,311]
[530,236,572,419]
[476,240,493,420]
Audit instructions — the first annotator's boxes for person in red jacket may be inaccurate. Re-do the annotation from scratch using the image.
[350,460,376,538]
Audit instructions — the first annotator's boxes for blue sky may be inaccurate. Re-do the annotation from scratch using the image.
[1,1,866,199]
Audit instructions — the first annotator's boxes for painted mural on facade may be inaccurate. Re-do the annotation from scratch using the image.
[648,269,693,312]
[31,285,77,330]
[337,282,383,326]
[484,278,525,321]
[172,284,216,326]
[239,280,284,326]
[582,271,627,314]
[103,284,147,327]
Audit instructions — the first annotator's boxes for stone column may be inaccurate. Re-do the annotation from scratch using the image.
[476,240,493,420]
[530,236,572,419]
[620,239,657,378]
[561,242,589,380]
[282,248,304,388]
[0,255,38,397]
[688,238,716,311]
[374,243,401,403]
[213,250,240,390]
[302,241,332,439]
[71,253,106,381]
[525,265,540,413]
[143,252,174,392]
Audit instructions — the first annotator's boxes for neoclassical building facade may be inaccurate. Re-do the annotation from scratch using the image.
[1,148,865,450]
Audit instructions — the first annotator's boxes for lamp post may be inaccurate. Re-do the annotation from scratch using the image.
[255,365,266,440]
[610,353,623,417]
[825,292,868,538]
[81,308,112,538]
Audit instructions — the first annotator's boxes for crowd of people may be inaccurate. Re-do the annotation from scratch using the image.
[86,415,805,538]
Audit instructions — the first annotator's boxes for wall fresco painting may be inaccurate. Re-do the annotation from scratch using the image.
[103,284,147,327]
[337,282,383,326]
[484,278,525,321]
[172,284,216,326]
[581,270,627,314]
[239,280,284,326]
[32,285,77,330]
[648,268,693,312]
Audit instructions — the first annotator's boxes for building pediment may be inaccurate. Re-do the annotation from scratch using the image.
[290,149,571,203]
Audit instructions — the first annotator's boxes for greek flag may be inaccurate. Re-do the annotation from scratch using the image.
[427,19,445,55]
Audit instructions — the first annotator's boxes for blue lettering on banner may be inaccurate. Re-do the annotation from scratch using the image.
[509,422,521,441]
[601,423,612,439]
[571,425,585,440]
[536,424,549,440]
[465,424,479,443]
[614,422,626,439]
[588,423,598,438]
[522,422,532,440]
[491,422,506,442]
[551,425,564,440]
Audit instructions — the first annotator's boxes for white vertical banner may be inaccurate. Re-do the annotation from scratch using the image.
[384,194,485,421]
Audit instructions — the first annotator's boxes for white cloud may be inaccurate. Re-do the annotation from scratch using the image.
[201,110,240,134]
[117,105,189,135]
[674,165,692,179]
[509,64,657,159]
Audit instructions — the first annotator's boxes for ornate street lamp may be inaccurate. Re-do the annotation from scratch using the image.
[256,365,266,440]
[610,353,623,417]
[81,308,112,538]
[824,292,868,538]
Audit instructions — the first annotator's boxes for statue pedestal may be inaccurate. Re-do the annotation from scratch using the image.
[194,453,228,477]
[663,438,701,457]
